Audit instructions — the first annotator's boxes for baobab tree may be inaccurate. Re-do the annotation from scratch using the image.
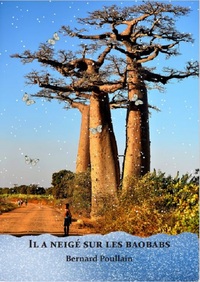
[62,1,199,192]
[22,55,91,174]
[33,89,91,173]
[11,43,127,216]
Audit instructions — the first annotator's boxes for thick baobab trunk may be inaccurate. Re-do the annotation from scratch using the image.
[90,92,120,217]
[122,60,150,192]
[76,104,90,173]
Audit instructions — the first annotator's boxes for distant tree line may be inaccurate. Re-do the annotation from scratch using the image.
[0,185,46,195]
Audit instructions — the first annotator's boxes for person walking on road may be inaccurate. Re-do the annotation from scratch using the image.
[64,203,72,236]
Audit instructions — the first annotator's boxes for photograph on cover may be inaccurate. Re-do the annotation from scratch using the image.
[0,1,199,281]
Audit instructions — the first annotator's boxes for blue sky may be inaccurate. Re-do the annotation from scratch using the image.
[0,1,199,188]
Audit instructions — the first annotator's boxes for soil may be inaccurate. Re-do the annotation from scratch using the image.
[0,202,97,237]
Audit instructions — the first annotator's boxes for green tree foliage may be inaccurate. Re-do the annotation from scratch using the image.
[51,170,75,199]
[0,188,11,194]
[50,169,91,215]
[0,185,46,195]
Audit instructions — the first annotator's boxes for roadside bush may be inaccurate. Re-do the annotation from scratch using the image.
[96,171,199,236]
[0,199,17,213]
[95,202,162,236]
[159,182,199,234]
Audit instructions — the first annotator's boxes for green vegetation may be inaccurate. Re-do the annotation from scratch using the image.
[0,199,17,214]
[95,171,199,236]
[50,169,91,216]
[0,194,55,214]
[44,168,199,236]
[0,169,198,236]
[0,184,46,196]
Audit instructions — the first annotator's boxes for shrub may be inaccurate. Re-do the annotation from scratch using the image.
[0,199,17,213]
[96,171,199,236]
[95,201,163,236]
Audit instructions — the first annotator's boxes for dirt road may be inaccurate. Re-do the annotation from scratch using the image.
[0,203,94,236]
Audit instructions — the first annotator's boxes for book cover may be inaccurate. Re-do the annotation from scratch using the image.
[0,1,199,281]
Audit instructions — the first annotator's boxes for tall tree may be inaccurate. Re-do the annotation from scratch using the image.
[11,43,126,216]
[63,51,126,216]
[62,1,199,192]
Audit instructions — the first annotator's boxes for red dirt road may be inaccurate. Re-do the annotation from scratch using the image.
[0,203,93,236]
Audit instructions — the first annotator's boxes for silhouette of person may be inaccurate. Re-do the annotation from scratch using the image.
[64,203,72,236]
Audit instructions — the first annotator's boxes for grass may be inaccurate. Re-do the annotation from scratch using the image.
[0,200,17,214]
